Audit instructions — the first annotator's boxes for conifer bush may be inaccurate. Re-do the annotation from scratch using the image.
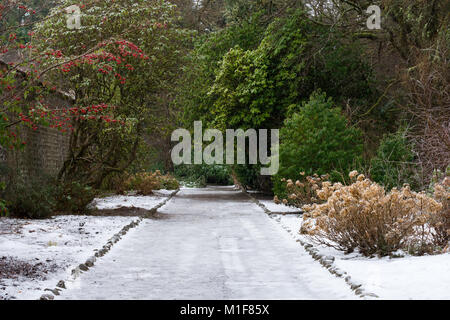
[273,92,363,198]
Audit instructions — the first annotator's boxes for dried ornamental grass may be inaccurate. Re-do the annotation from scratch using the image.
[274,173,330,207]
[126,171,161,195]
[300,171,446,256]
[431,177,450,247]
[123,170,180,195]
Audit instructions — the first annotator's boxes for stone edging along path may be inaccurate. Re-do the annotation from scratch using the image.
[39,189,180,300]
[241,188,379,299]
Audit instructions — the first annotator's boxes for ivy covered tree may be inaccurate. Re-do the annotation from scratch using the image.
[177,9,269,129]
[206,8,373,131]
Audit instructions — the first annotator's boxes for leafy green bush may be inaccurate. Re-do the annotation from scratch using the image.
[179,11,268,128]
[273,92,363,198]
[158,173,180,190]
[205,8,374,131]
[370,128,422,190]
[123,171,180,195]
[55,181,97,214]
[232,164,260,190]
[3,175,57,219]
[232,164,272,192]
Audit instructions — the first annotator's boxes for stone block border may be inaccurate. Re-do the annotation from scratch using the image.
[39,189,180,300]
[241,188,379,299]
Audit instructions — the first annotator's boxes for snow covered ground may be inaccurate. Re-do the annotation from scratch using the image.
[3,186,447,300]
[91,189,175,210]
[0,215,137,300]
[272,213,450,300]
[0,192,174,300]
[55,186,356,300]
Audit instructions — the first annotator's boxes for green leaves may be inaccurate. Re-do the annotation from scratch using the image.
[28,0,192,186]
[273,92,363,197]
[195,7,373,134]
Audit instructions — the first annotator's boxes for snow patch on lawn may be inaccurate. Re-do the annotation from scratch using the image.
[153,189,176,196]
[92,190,174,210]
[0,215,137,300]
[272,213,450,300]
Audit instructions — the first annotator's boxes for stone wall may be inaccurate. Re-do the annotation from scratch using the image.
[0,52,72,180]
[1,94,72,180]
[5,125,70,179]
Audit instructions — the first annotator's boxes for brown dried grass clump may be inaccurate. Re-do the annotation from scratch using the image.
[123,170,179,195]
[430,177,450,248]
[300,171,449,256]
[274,173,330,207]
